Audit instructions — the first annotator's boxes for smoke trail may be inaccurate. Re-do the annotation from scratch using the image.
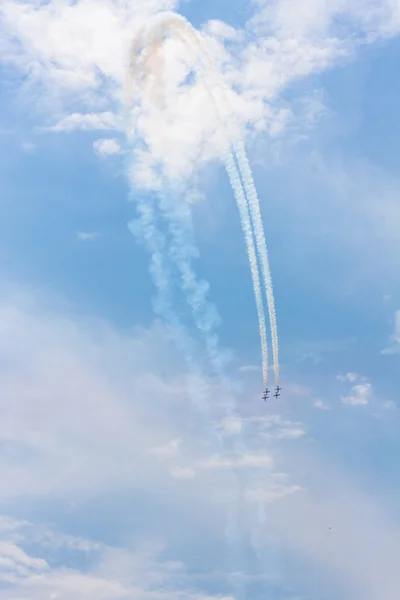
[128,15,270,389]
[127,189,210,420]
[141,13,280,387]
[174,20,280,386]
[127,184,251,600]
[234,141,280,385]
[127,20,268,597]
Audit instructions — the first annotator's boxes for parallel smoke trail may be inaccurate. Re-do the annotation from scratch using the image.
[234,140,280,385]
[128,14,270,388]
[186,26,280,386]
[127,192,209,418]
[127,183,250,600]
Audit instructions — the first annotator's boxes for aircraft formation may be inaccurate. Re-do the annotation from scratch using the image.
[127,12,281,404]
[262,386,281,401]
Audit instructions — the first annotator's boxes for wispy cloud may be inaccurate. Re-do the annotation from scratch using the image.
[93,137,121,157]
[314,399,331,410]
[382,400,397,410]
[21,141,35,152]
[0,289,202,500]
[2,0,400,186]
[341,383,372,406]
[337,372,359,383]
[149,438,182,460]
[237,364,260,373]
[0,516,233,600]
[197,452,274,470]
[266,456,400,600]
[46,112,119,132]
[382,310,400,354]
[170,466,196,479]
[219,417,243,437]
[77,231,99,241]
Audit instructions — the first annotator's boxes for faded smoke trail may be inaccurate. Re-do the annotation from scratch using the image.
[126,19,266,597]
[128,15,270,388]
[127,185,251,600]
[127,190,210,418]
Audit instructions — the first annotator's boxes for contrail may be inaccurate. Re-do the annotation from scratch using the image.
[127,189,209,417]
[127,14,271,388]
[173,18,280,386]
[126,182,251,600]
[127,22,259,595]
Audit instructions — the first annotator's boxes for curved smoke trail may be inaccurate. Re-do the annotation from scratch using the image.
[127,14,272,388]
[172,16,280,386]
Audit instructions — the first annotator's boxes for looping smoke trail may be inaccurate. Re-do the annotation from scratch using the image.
[127,15,270,389]
[127,12,280,388]
[177,22,280,386]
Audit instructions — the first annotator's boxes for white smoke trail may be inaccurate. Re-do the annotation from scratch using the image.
[128,15,270,388]
[127,23,258,595]
[144,13,279,388]
[131,12,280,387]
[175,20,280,386]
[127,185,251,599]
[234,141,280,385]
[127,191,210,417]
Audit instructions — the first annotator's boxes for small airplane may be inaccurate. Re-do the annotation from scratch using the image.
[262,389,270,401]
[274,386,281,399]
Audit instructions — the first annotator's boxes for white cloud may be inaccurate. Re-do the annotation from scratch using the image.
[382,400,396,410]
[93,137,122,156]
[238,364,260,373]
[274,427,306,440]
[219,417,242,437]
[0,516,234,600]
[265,456,400,600]
[170,466,196,479]
[77,231,99,241]
[150,438,182,460]
[249,413,306,441]
[2,0,400,186]
[0,284,306,546]
[198,452,273,470]
[47,112,119,132]
[21,140,35,152]
[204,20,241,41]
[341,382,372,406]
[0,287,397,598]
[0,288,209,500]
[337,372,359,383]
[245,480,302,504]
[314,399,331,410]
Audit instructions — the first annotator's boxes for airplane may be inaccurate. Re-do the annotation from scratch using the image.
[274,387,281,399]
[262,389,270,401]
[276,386,282,393]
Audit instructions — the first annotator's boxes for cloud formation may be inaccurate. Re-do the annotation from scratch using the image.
[0,516,233,600]
[93,137,122,156]
[341,382,372,406]
[2,0,400,185]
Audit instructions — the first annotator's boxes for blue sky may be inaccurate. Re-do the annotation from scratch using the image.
[0,1,400,599]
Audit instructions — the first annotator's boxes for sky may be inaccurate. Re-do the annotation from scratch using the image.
[0,0,400,599]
